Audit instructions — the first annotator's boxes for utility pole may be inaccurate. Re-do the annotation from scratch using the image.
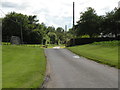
[118,1,120,8]
[20,23,23,44]
[16,20,23,44]
[65,25,67,31]
[73,2,75,29]
[73,2,75,45]
[65,25,67,45]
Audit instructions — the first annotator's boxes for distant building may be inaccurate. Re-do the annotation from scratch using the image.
[118,1,120,8]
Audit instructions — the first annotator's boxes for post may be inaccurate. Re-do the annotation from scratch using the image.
[65,25,67,45]
[65,25,67,31]
[73,2,75,28]
[20,24,23,44]
[118,1,120,8]
[73,2,75,46]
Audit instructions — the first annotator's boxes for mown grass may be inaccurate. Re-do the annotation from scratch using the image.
[67,41,119,68]
[2,45,46,88]
[2,42,65,48]
[0,45,2,89]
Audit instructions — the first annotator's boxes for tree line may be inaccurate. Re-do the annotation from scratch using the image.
[2,12,73,44]
[2,7,120,44]
[70,7,120,38]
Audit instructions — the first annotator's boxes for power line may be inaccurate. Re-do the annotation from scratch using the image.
[0,9,17,23]
[0,9,6,15]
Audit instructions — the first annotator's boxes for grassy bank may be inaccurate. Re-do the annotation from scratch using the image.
[67,41,119,68]
[0,45,2,89]
[2,45,46,88]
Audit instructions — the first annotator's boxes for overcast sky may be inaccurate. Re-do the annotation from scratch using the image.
[1,0,120,29]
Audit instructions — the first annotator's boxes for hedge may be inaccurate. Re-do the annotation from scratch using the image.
[66,37,119,47]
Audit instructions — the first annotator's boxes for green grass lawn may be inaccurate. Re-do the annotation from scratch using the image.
[21,44,65,48]
[0,45,2,89]
[2,45,46,88]
[67,41,119,68]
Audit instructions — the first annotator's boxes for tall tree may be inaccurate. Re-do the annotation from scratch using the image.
[2,12,29,42]
[2,12,44,44]
[102,8,120,37]
[48,32,57,44]
[76,7,101,37]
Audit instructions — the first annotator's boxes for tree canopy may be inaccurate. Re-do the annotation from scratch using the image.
[2,12,70,44]
[73,7,120,38]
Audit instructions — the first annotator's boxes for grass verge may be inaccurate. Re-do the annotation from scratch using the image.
[67,41,119,68]
[2,45,46,88]
[0,45,2,89]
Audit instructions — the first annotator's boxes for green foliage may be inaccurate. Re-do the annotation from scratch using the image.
[2,12,44,44]
[2,12,74,45]
[92,40,120,46]
[73,7,120,38]
[2,12,26,40]
[2,45,46,88]
[76,7,101,37]
[48,32,57,44]
[81,35,90,38]
[47,26,55,33]
[2,42,11,45]
[101,8,120,37]
[56,27,66,44]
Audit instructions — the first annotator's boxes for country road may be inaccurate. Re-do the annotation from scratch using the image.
[44,48,118,88]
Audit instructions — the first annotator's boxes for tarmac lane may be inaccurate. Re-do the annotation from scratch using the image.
[44,48,118,88]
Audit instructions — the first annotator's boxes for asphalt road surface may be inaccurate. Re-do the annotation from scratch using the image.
[44,48,118,88]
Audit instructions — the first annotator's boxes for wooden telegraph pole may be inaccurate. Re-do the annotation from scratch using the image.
[65,25,67,31]
[73,2,75,45]
[73,2,75,28]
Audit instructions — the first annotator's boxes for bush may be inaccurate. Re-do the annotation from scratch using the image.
[2,42,11,45]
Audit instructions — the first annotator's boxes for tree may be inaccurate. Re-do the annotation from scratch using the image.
[2,12,29,42]
[28,29,43,44]
[46,26,55,33]
[114,8,120,37]
[2,12,45,44]
[56,27,65,44]
[56,27,64,33]
[102,8,120,37]
[48,32,57,44]
[76,7,101,37]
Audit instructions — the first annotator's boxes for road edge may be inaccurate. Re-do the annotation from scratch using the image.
[41,49,51,88]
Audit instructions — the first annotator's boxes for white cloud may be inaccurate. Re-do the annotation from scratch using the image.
[1,0,120,29]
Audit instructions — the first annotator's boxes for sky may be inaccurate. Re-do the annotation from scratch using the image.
[1,0,120,29]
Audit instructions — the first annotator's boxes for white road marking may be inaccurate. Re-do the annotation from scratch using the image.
[53,46,60,49]
[73,55,80,58]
